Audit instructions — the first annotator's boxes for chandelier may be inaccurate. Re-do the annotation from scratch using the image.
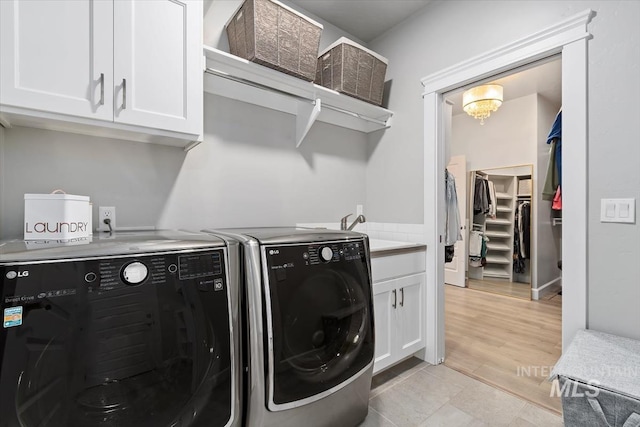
[462,84,503,125]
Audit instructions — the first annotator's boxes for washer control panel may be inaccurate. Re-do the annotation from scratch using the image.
[88,250,225,289]
[0,249,228,313]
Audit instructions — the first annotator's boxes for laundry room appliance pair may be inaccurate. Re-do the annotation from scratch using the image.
[0,231,242,427]
[0,228,375,427]
[206,227,375,427]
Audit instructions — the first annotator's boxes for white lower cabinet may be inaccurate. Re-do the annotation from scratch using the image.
[373,271,425,374]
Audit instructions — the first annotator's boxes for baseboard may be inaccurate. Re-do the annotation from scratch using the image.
[532,277,562,300]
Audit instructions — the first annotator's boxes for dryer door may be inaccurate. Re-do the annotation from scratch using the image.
[262,240,374,409]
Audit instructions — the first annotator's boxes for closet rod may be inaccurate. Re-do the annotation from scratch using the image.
[204,67,389,127]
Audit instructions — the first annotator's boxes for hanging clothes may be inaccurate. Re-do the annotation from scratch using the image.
[552,186,562,210]
[469,228,488,267]
[520,201,530,258]
[543,109,562,204]
[547,110,562,184]
[445,245,455,263]
[445,169,462,263]
[513,232,525,273]
[445,169,462,246]
[487,180,497,219]
[473,175,491,215]
[513,201,531,274]
[469,230,483,267]
[469,230,483,257]
[542,140,559,201]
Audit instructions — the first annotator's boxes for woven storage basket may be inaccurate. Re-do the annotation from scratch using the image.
[226,0,323,81]
[315,37,388,106]
[518,178,532,196]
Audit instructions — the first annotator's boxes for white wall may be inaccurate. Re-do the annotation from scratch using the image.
[0,94,367,238]
[451,95,537,172]
[368,0,640,340]
[0,126,186,237]
[157,94,368,230]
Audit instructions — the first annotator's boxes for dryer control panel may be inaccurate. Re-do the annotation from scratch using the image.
[296,240,365,266]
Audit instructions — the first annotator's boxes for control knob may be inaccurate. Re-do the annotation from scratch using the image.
[320,246,334,262]
[122,261,149,285]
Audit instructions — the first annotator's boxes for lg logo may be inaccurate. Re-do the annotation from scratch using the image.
[5,271,29,279]
[269,250,280,256]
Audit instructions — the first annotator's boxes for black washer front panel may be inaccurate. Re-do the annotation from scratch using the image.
[263,239,373,405]
[0,249,232,427]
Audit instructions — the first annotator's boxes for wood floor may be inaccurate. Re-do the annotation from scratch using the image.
[467,277,532,299]
[444,284,563,415]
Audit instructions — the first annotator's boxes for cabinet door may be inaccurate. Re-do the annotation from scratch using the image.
[0,0,113,121]
[372,279,397,374]
[113,0,202,135]
[396,273,425,360]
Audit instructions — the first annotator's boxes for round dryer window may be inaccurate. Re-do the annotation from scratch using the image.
[282,270,367,382]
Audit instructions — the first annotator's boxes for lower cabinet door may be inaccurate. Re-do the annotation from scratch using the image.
[372,273,426,374]
[372,279,397,374]
[396,273,426,360]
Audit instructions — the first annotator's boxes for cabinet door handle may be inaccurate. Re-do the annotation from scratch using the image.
[400,288,404,307]
[122,78,127,109]
[99,73,104,105]
[392,289,397,309]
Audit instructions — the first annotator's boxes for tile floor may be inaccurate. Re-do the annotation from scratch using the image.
[359,358,564,427]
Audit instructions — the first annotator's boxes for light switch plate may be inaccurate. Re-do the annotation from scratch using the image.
[601,199,635,223]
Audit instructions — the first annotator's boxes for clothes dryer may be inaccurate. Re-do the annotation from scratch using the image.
[0,231,241,427]
[204,227,374,427]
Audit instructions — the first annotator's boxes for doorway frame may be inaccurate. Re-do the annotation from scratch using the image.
[421,9,595,364]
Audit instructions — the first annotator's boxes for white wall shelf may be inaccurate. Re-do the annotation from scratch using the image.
[203,46,393,147]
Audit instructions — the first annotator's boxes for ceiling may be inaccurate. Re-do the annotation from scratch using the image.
[446,57,562,115]
[288,0,432,42]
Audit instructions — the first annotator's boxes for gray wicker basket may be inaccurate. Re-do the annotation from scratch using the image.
[315,37,388,106]
[226,0,323,82]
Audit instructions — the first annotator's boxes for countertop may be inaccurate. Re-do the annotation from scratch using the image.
[368,239,426,258]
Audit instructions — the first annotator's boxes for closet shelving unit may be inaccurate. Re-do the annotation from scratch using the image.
[481,174,517,281]
[482,175,516,281]
[202,46,394,147]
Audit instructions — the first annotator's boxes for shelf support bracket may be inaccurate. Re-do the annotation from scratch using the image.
[295,98,321,148]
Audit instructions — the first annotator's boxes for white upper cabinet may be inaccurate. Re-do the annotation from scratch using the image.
[0,0,114,121]
[113,0,202,135]
[0,0,203,149]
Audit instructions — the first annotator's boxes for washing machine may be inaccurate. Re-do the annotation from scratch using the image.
[204,227,374,427]
[0,231,241,427]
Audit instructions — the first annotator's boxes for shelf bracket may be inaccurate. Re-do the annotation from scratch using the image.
[295,98,321,148]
